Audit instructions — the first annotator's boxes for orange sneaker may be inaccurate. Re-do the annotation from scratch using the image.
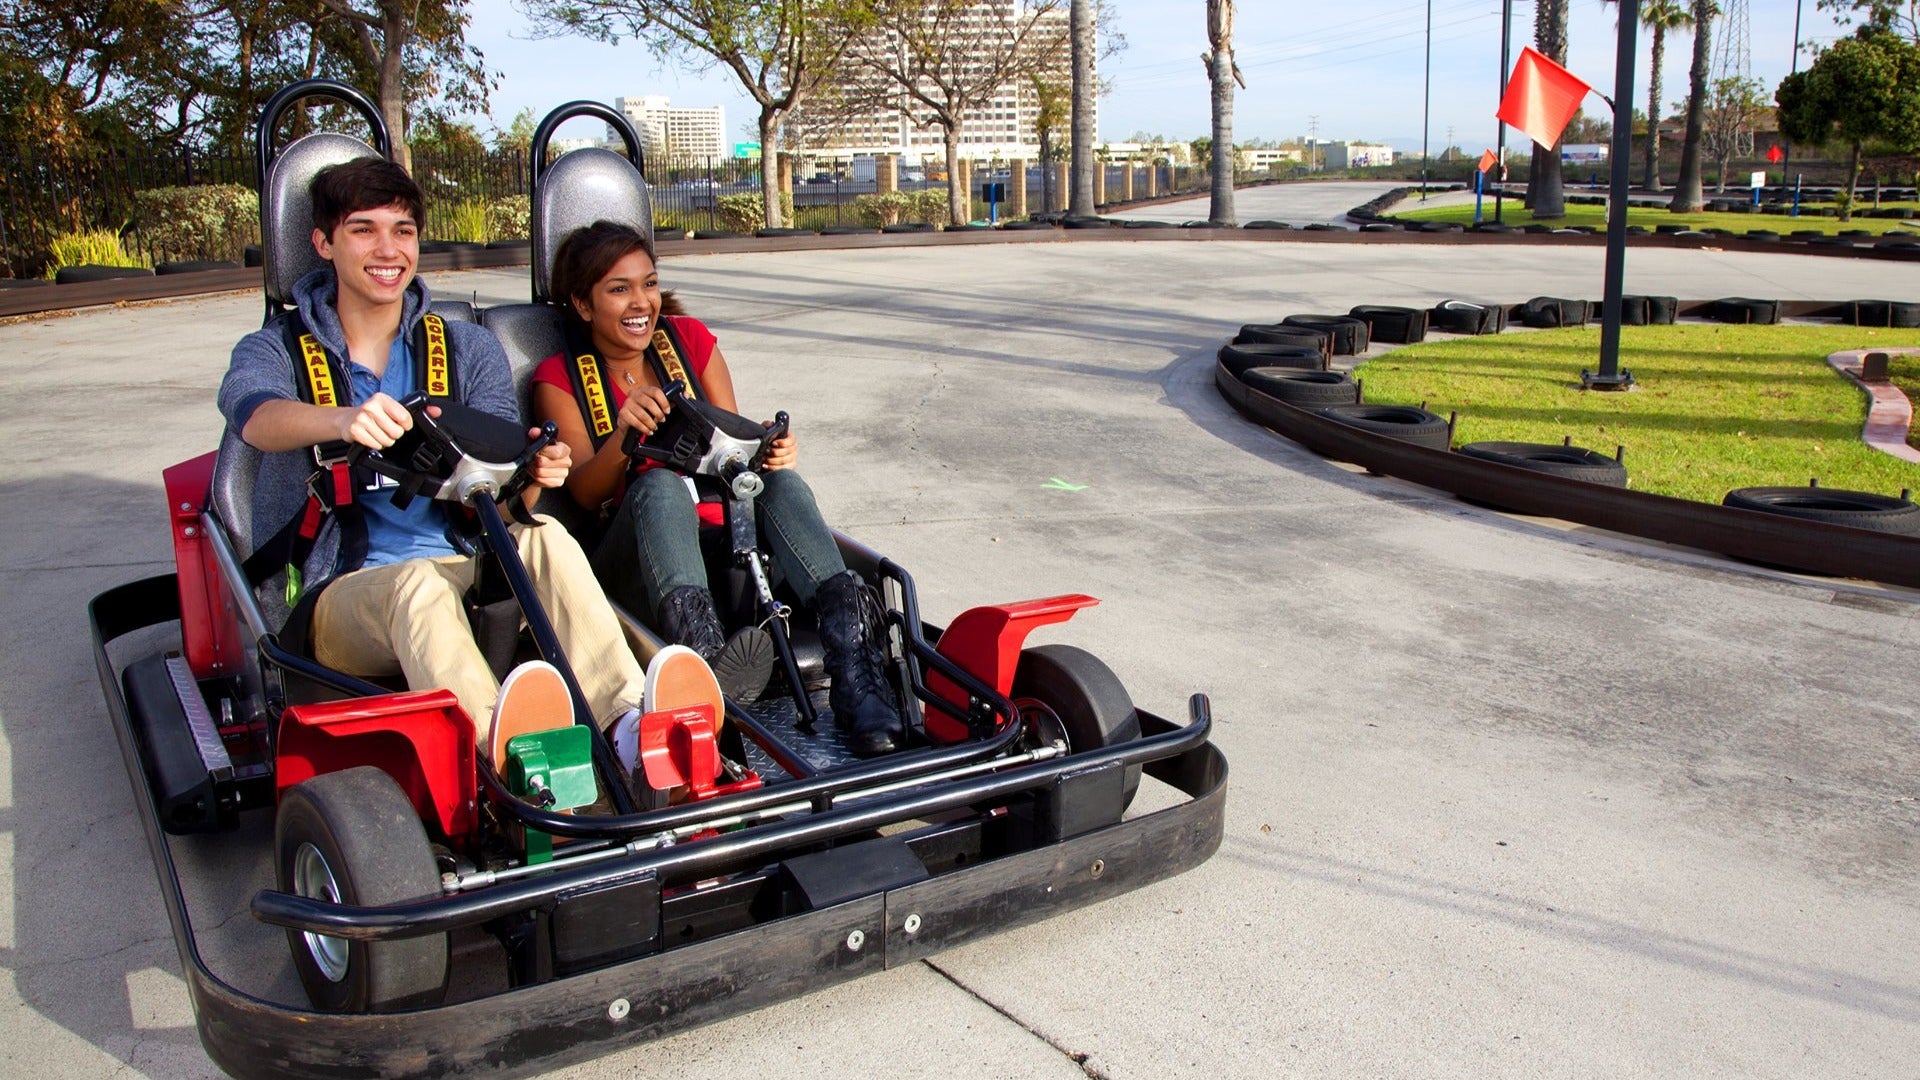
[489,660,573,774]
[642,645,724,727]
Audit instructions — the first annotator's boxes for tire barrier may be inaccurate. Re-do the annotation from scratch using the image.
[1218,342,1327,376]
[1281,314,1370,355]
[1240,368,1360,406]
[755,227,816,237]
[1518,296,1591,329]
[1707,297,1781,325]
[1722,485,1920,535]
[1243,220,1294,230]
[1431,300,1508,335]
[154,260,241,275]
[1618,295,1679,326]
[1312,403,1453,450]
[818,225,878,235]
[1235,323,1333,359]
[880,222,937,233]
[1844,299,1920,328]
[1457,441,1628,487]
[1348,304,1429,345]
[54,265,154,284]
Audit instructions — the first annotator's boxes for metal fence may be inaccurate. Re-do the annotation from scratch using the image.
[3,142,1246,277]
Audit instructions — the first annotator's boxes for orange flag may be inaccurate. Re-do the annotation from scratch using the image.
[1496,46,1592,149]
[1477,148,1497,174]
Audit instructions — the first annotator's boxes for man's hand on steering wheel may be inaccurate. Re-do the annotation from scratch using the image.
[761,423,797,471]
[526,432,572,490]
[337,392,414,450]
[615,386,672,438]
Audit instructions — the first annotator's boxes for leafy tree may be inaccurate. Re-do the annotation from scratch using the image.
[1203,0,1242,226]
[843,0,1071,226]
[1525,0,1569,218]
[1670,0,1717,212]
[1033,72,1067,211]
[1562,108,1612,143]
[1817,0,1920,42]
[1702,75,1770,191]
[1776,28,1920,219]
[492,106,536,154]
[523,0,867,229]
[310,0,492,172]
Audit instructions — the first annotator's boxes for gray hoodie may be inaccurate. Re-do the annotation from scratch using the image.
[216,267,517,621]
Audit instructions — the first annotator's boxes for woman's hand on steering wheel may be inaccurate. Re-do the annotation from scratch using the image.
[761,423,797,471]
[615,386,672,438]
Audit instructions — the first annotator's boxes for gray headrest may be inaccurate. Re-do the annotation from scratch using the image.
[480,303,567,418]
[532,148,653,301]
[262,132,382,307]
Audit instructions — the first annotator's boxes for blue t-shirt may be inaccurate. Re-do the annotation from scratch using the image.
[347,337,460,568]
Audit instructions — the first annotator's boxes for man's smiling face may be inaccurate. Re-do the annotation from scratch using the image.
[312,202,418,313]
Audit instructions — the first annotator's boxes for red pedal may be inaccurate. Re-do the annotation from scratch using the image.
[638,704,720,797]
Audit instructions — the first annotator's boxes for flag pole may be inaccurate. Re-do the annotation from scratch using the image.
[1584,0,1640,390]
[1495,0,1512,224]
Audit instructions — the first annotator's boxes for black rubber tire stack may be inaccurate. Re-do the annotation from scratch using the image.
[1430,300,1508,335]
[1236,323,1333,361]
[1707,298,1781,325]
[1218,343,1327,376]
[1281,314,1371,355]
[1723,486,1920,534]
[1845,299,1920,328]
[1457,441,1628,486]
[154,259,240,274]
[1518,296,1590,329]
[1312,404,1452,450]
[54,264,154,283]
[1243,220,1294,230]
[1614,295,1678,326]
[1348,305,1429,345]
[1240,369,1360,406]
[881,222,937,233]
[756,227,815,237]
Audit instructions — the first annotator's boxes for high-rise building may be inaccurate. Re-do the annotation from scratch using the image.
[788,0,1079,164]
[613,96,728,161]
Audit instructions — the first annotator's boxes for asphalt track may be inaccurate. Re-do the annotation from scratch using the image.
[2,211,1917,1079]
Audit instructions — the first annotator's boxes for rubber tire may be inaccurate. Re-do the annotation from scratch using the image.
[1218,343,1325,376]
[881,222,937,233]
[1123,219,1176,229]
[1312,404,1452,450]
[1235,323,1331,357]
[275,766,450,1013]
[54,264,153,284]
[1431,301,1505,335]
[755,227,814,237]
[1061,216,1110,229]
[1280,314,1370,355]
[1010,644,1142,810]
[1243,220,1294,230]
[1518,296,1589,329]
[819,225,877,235]
[154,259,240,275]
[1457,441,1627,486]
[694,230,744,239]
[1722,487,1920,534]
[1708,298,1779,325]
[1240,368,1360,406]
[1002,220,1057,231]
[1348,304,1428,344]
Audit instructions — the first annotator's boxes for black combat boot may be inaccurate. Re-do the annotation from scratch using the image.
[814,570,904,755]
[655,585,774,704]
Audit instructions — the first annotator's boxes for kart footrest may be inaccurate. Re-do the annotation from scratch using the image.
[123,654,236,834]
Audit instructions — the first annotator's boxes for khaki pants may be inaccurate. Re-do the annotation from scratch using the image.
[311,516,643,736]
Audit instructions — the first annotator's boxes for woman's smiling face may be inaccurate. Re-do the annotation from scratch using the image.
[573,248,661,360]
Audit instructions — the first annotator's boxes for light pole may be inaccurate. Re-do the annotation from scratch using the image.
[1422,0,1433,198]
[1585,0,1641,390]
[1782,0,1804,176]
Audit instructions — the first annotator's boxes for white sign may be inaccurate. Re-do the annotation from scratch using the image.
[1750,171,1767,189]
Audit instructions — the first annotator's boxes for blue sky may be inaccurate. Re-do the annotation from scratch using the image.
[461,0,1854,152]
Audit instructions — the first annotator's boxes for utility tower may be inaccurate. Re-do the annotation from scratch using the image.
[1710,0,1755,156]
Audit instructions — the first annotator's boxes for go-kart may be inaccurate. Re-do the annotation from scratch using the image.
[89,80,1227,1079]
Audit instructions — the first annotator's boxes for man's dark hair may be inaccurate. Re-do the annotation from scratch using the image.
[309,158,427,237]
[550,220,660,322]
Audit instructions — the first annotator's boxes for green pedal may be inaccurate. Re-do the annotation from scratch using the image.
[506,726,597,864]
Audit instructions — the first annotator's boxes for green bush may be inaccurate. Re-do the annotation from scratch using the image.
[43,228,146,277]
[851,192,909,226]
[711,192,796,234]
[487,195,530,240]
[440,198,491,243]
[129,184,258,263]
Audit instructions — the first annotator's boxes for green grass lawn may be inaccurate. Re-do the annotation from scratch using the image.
[1352,325,1920,504]
[1889,353,1920,453]
[1391,200,1920,236]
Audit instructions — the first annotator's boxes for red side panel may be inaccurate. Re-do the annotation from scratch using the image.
[923,594,1099,744]
[277,690,480,844]
[164,453,239,679]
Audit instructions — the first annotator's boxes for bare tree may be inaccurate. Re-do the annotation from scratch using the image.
[1702,75,1769,191]
[846,0,1070,225]
[1202,0,1243,225]
[520,0,865,228]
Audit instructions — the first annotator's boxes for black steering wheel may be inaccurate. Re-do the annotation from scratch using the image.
[620,381,790,500]
[348,393,557,522]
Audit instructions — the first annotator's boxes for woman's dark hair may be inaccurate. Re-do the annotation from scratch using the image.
[309,158,426,237]
[550,220,667,322]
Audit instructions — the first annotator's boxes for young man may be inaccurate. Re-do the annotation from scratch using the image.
[217,157,712,774]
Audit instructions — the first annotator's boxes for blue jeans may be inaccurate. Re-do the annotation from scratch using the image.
[592,467,848,619]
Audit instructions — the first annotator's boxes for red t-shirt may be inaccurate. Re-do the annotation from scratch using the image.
[531,315,725,525]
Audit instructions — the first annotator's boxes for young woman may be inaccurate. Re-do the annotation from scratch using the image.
[529,220,903,755]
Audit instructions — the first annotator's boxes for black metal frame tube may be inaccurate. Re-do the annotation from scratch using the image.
[1594,0,1642,384]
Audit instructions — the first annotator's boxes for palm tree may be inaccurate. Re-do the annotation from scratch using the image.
[1205,0,1242,225]
[1612,0,1695,191]
[1670,0,1717,211]
[1069,0,1096,217]
[1527,0,1570,218]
